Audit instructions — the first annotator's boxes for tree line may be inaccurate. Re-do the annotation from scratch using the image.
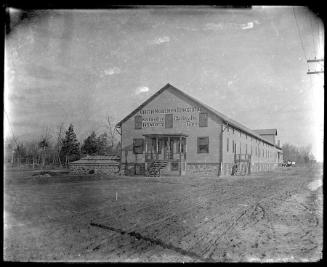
[281,143,316,164]
[5,118,121,169]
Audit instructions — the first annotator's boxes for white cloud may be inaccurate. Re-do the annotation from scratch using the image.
[149,36,170,45]
[241,22,254,30]
[104,67,120,76]
[204,22,256,31]
[176,26,197,31]
[135,86,149,95]
[204,23,223,31]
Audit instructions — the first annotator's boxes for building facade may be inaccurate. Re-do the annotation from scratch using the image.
[116,84,283,176]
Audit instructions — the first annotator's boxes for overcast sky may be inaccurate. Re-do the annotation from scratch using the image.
[5,6,324,161]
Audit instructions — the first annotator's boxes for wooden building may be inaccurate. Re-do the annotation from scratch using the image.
[116,84,283,176]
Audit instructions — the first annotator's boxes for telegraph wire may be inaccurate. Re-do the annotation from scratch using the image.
[293,7,323,76]
[311,16,324,69]
[293,7,309,64]
[309,15,317,58]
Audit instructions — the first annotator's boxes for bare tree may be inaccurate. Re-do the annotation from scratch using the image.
[54,122,65,167]
[105,115,117,152]
[26,140,39,169]
[39,126,52,168]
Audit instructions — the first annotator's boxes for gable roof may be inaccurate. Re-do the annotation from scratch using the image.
[253,129,278,136]
[116,83,281,149]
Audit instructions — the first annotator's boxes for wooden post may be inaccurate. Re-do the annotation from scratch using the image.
[156,137,159,159]
[145,137,148,153]
[168,136,170,156]
[179,136,182,153]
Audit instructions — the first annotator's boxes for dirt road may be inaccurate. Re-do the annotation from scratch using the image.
[4,165,322,262]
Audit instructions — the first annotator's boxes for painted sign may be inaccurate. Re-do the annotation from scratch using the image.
[140,106,201,128]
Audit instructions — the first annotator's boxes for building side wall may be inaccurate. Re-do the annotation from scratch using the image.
[222,126,280,175]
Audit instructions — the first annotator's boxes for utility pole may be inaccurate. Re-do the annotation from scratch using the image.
[307,58,324,75]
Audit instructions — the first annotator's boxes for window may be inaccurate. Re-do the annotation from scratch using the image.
[227,125,229,132]
[232,140,235,153]
[165,114,173,128]
[228,138,231,152]
[199,112,208,127]
[240,131,241,137]
[171,162,179,171]
[246,144,248,154]
[197,137,209,153]
[135,115,142,129]
[133,138,144,154]
[240,142,241,154]
[233,128,235,134]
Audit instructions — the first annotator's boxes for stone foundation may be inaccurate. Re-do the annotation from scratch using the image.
[251,163,278,173]
[222,162,278,176]
[222,163,234,176]
[186,163,220,176]
[120,163,146,176]
[70,163,119,175]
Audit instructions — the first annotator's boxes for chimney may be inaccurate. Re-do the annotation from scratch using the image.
[277,140,280,147]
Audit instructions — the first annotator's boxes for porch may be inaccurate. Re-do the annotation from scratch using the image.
[143,134,188,176]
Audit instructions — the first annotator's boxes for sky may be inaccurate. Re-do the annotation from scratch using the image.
[4,6,324,161]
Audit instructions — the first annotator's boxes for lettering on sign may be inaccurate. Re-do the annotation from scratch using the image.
[139,106,201,128]
[139,106,202,115]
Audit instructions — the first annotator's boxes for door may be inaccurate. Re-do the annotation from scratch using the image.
[158,138,164,160]
[169,139,174,160]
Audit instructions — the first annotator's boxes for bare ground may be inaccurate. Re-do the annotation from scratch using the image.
[4,165,323,262]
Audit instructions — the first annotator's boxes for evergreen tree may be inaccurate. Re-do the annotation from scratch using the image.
[81,131,98,155]
[96,132,109,155]
[61,124,80,166]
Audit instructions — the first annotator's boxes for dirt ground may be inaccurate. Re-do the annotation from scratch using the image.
[4,165,323,262]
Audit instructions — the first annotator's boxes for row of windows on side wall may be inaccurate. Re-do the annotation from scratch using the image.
[226,126,271,145]
[134,113,208,129]
[226,138,276,157]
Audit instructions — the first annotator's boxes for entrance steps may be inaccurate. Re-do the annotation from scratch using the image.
[146,160,168,177]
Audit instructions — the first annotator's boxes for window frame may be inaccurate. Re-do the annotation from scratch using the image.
[199,112,208,127]
[133,138,144,154]
[165,113,173,128]
[227,137,229,152]
[197,136,209,154]
[134,115,142,129]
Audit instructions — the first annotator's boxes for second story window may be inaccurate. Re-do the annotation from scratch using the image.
[135,115,142,129]
[199,112,208,127]
[165,114,173,128]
